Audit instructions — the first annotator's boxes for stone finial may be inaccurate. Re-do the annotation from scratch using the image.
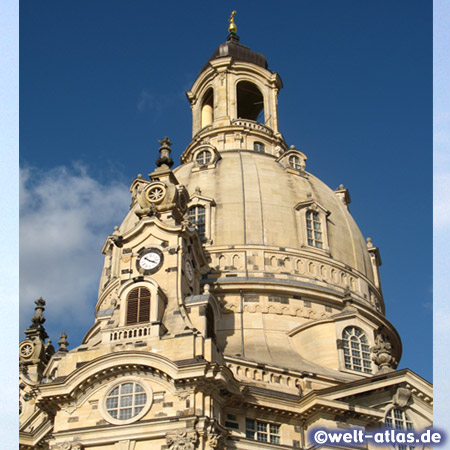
[156,137,174,168]
[31,297,46,327]
[334,184,351,208]
[58,332,69,353]
[203,284,210,294]
[195,186,202,195]
[366,237,373,248]
[371,332,396,374]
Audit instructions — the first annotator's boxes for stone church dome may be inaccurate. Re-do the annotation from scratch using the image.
[19,18,432,450]
[174,151,373,281]
[114,32,398,377]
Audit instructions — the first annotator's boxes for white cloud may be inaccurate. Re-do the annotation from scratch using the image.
[20,165,130,346]
[137,88,184,114]
[137,89,154,112]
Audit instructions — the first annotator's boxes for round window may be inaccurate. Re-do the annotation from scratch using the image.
[145,184,166,203]
[196,150,212,165]
[104,381,151,423]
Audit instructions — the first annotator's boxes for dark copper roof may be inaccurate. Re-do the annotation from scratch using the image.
[202,34,268,72]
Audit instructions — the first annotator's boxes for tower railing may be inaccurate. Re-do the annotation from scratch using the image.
[232,118,273,135]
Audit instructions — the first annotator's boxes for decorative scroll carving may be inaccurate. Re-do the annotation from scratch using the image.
[207,432,226,449]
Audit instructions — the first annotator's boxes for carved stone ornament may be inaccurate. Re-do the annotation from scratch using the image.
[19,361,29,376]
[166,430,198,450]
[20,341,34,359]
[31,297,46,326]
[177,390,190,401]
[393,387,412,408]
[181,212,193,229]
[156,136,174,168]
[371,333,396,373]
[57,332,69,352]
[51,442,72,450]
[207,433,222,449]
[51,443,84,450]
[146,183,167,204]
[135,186,163,218]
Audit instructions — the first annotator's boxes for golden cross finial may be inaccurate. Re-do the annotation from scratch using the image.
[228,10,237,34]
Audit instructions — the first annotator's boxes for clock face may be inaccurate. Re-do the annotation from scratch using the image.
[185,260,194,282]
[139,251,162,271]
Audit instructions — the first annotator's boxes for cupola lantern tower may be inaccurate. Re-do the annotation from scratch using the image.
[186,13,285,158]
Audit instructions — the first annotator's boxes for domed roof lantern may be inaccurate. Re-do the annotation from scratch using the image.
[186,12,284,150]
[201,11,268,72]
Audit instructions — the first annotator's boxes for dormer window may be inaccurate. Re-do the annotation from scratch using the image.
[306,210,323,248]
[289,155,302,170]
[253,142,265,153]
[342,326,372,373]
[188,205,206,241]
[196,150,212,165]
[276,147,307,173]
[126,287,151,325]
[295,201,330,253]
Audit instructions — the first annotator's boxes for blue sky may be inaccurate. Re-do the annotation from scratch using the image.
[19,0,432,388]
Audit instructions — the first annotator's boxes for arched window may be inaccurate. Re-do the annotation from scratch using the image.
[253,142,265,153]
[385,409,414,450]
[385,408,414,430]
[196,150,212,165]
[188,205,206,241]
[237,81,264,122]
[342,327,372,373]
[201,88,214,128]
[306,210,323,249]
[206,303,215,340]
[289,155,302,170]
[126,287,151,325]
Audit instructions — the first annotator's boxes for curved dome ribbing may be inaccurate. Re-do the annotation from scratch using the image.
[174,151,373,281]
